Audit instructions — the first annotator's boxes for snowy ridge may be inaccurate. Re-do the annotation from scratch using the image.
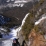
[35,14,46,25]
[21,13,30,26]
[10,13,30,39]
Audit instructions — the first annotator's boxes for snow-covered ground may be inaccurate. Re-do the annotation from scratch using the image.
[0,13,30,46]
[2,39,13,46]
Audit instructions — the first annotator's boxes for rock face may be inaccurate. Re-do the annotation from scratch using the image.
[28,29,46,46]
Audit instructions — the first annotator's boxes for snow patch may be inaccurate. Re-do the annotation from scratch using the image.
[6,0,14,2]
[6,0,10,2]
[20,4,24,7]
[14,1,27,4]
[13,4,24,7]
[2,39,13,46]
[35,14,46,25]
[11,0,14,1]
[10,27,21,39]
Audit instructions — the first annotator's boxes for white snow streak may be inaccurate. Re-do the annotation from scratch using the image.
[13,4,24,7]
[14,1,27,3]
[11,13,30,39]
[35,14,46,25]
[7,0,10,2]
